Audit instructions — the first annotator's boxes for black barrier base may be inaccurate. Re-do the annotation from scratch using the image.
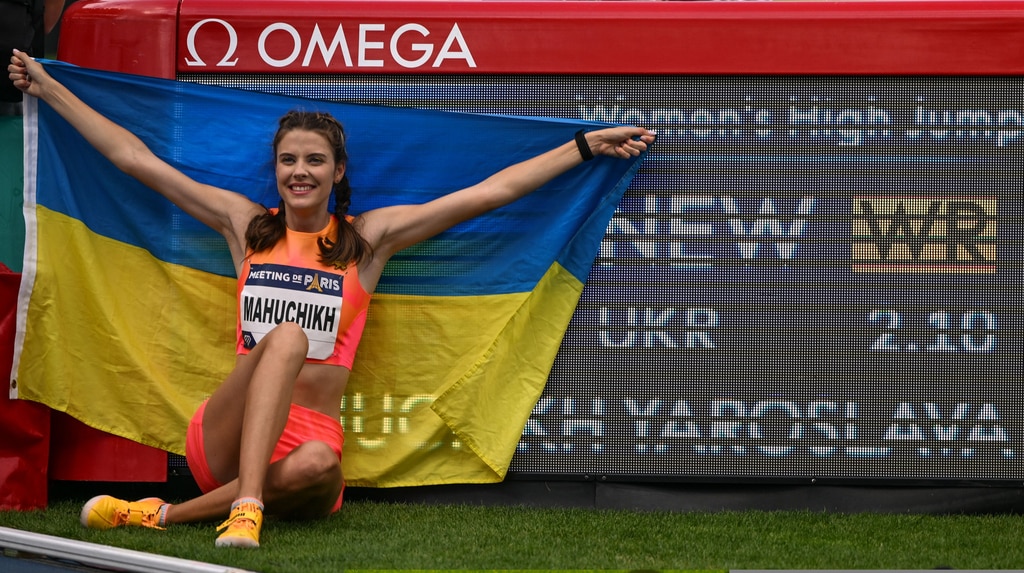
[345,480,1024,515]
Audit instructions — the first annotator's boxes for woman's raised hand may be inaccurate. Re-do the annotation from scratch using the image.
[588,126,656,159]
[8,49,50,99]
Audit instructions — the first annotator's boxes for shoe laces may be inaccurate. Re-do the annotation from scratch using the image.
[115,504,164,530]
[217,503,262,533]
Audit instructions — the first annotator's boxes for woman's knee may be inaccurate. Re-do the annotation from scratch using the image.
[260,322,309,360]
[273,441,342,492]
[265,442,342,517]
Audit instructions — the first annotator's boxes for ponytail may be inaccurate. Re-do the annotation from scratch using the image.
[245,201,287,254]
[318,174,371,268]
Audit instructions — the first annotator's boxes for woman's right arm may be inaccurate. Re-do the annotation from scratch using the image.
[8,50,262,263]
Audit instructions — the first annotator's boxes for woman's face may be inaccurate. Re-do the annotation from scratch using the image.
[275,129,345,216]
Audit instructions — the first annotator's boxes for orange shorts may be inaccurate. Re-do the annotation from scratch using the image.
[185,399,345,513]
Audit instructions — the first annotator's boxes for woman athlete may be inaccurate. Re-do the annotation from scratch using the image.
[8,48,654,548]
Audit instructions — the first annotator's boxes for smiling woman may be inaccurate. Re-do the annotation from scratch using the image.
[274,130,342,224]
[7,49,652,548]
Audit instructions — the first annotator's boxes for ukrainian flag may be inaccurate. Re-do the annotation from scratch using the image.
[13,61,647,486]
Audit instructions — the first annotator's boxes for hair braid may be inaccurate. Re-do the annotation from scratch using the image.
[318,174,371,267]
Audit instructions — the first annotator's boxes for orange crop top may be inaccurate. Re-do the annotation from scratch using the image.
[236,213,371,369]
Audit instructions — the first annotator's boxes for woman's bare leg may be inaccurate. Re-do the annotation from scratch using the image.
[231,323,308,503]
[164,321,309,523]
[166,440,343,523]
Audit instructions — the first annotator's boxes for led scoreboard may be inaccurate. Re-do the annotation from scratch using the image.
[60,0,1024,484]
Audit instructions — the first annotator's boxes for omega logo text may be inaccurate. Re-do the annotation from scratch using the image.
[185,19,477,69]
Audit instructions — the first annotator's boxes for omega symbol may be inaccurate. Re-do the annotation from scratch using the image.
[185,18,240,67]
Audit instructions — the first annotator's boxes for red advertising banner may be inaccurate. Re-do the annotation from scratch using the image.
[59,0,1024,78]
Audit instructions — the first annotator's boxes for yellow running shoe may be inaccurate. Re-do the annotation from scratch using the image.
[215,500,263,548]
[80,495,166,530]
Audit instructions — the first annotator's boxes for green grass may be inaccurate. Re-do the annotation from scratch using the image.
[4,497,1024,572]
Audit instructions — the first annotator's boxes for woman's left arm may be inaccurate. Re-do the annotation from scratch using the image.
[363,125,655,260]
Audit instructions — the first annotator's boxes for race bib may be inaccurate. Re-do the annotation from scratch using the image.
[240,263,344,360]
